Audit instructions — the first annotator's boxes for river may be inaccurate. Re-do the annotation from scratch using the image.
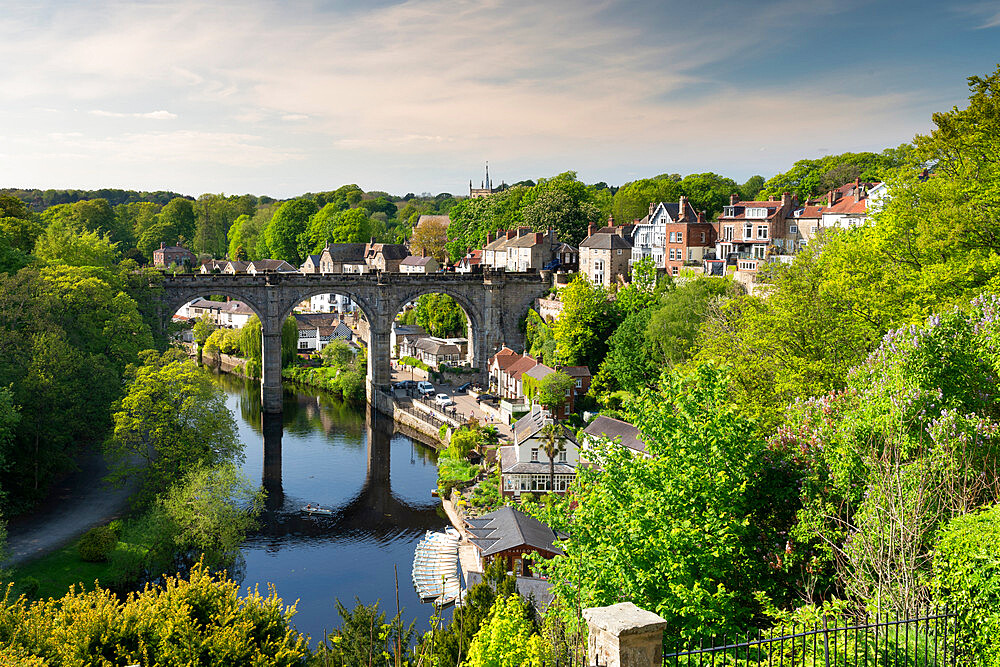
[212,373,449,644]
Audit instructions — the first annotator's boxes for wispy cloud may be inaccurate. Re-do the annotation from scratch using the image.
[90,110,178,120]
[955,1,1000,28]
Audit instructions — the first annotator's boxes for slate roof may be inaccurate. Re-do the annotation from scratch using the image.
[562,366,591,379]
[512,406,574,444]
[415,338,460,356]
[499,445,577,475]
[225,260,249,273]
[551,243,577,254]
[579,233,632,250]
[249,259,298,272]
[294,313,341,328]
[220,300,255,315]
[583,415,647,454]
[416,214,450,227]
[465,506,565,557]
[188,298,222,310]
[523,363,556,382]
[367,243,410,260]
[484,234,511,252]
[323,243,368,262]
[507,232,547,248]
[400,255,434,267]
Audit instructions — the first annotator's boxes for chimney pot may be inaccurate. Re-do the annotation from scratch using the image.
[535,232,543,243]
[588,223,596,237]
[649,202,655,216]
[729,193,739,206]
[678,196,688,221]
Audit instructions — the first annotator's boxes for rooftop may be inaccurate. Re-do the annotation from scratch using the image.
[465,505,565,557]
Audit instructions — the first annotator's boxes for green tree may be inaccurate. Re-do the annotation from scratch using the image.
[404,293,468,338]
[263,199,318,265]
[320,339,355,370]
[539,365,762,641]
[466,594,546,667]
[408,214,450,262]
[534,371,574,419]
[611,176,682,225]
[550,277,621,366]
[521,188,601,247]
[302,205,372,256]
[106,352,243,504]
[313,599,414,667]
[192,314,217,348]
[33,219,119,267]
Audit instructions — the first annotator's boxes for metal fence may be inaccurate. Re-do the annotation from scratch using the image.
[663,608,962,667]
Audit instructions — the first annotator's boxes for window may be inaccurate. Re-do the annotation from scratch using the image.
[575,379,582,388]
[616,249,622,255]
[724,226,734,241]
[676,231,683,243]
[757,226,768,239]
[753,245,766,259]
[789,224,798,233]
[700,232,706,243]
[744,223,753,239]
[559,451,567,462]
[811,226,818,233]
[668,232,676,242]
[747,207,768,217]
[724,206,735,217]
[531,449,538,462]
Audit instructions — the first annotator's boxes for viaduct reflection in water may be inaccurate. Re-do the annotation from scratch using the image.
[256,388,444,545]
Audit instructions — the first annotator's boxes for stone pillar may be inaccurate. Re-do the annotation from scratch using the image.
[261,330,283,414]
[582,602,668,667]
[366,326,391,403]
[262,411,284,510]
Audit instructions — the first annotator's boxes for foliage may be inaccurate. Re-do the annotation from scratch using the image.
[550,276,622,366]
[772,301,1000,612]
[397,293,468,338]
[538,365,762,642]
[933,503,1000,666]
[321,339,355,369]
[466,594,547,667]
[417,561,520,667]
[34,218,119,267]
[302,205,372,257]
[525,309,558,366]
[0,561,311,665]
[528,371,574,417]
[284,345,366,404]
[538,423,567,493]
[398,356,430,372]
[105,351,243,505]
[312,598,414,667]
[262,198,319,265]
[236,315,299,377]
[192,313,217,345]
[77,526,118,563]
[408,214,450,262]
[758,147,915,201]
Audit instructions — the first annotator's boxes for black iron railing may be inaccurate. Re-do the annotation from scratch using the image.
[663,608,961,666]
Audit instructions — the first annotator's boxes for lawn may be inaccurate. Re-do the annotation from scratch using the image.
[10,540,120,600]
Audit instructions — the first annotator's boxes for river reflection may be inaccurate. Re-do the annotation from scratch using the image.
[211,374,448,643]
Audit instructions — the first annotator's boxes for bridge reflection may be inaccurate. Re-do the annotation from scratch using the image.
[256,394,444,546]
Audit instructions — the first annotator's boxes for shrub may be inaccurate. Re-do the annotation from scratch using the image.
[933,503,1000,665]
[18,577,39,598]
[77,525,118,562]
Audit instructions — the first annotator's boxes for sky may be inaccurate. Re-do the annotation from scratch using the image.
[0,0,997,199]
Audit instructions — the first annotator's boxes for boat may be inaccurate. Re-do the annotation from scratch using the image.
[430,488,439,497]
[412,529,462,606]
[301,505,334,515]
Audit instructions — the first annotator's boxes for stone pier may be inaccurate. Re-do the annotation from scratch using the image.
[583,602,669,667]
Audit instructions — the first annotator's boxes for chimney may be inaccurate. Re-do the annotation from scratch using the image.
[535,232,543,244]
[607,214,614,227]
[507,230,516,240]
[486,231,492,244]
[729,193,738,206]
[422,247,426,258]
[828,190,839,206]
[781,192,792,209]
[616,226,626,238]
[678,196,688,221]
[649,202,656,216]
[518,227,530,237]
[160,242,166,250]
[588,223,596,237]
[698,210,706,223]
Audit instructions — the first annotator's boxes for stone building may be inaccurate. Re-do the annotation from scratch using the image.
[579,225,633,287]
[152,243,196,268]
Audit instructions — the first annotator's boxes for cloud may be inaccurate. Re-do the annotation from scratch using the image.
[281,114,308,121]
[90,109,177,120]
[956,1,1000,28]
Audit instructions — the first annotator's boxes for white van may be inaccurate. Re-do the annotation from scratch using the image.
[417,381,435,397]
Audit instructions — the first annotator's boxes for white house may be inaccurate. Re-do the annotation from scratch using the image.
[309,292,356,314]
[499,407,579,498]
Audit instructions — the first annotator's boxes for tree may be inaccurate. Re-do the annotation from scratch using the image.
[534,371,575,419]
[192,313,217,348]
[538,365,762,642]
[408,215,449,262]
[539,423,566,494]
[320,339,355,370]
[521,188,601,247]
[647,275,738,366]
[611,176,682,225]
[263,198,318,265]
[550,277,621,366]
[0,215,43,254]
[302,205,372,256]
[402,293,468,338]
[33,219,119,267]
[106,352,243,504]
[466,594,546,667]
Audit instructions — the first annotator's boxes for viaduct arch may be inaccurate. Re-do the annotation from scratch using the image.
[153,270,550,413]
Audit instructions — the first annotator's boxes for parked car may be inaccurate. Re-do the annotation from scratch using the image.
[417,381,435,397]
[475,393,497,404]
[455,382,471,393]
[393,379,416,390]
[434,393,455,407]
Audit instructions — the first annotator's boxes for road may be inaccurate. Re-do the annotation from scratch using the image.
[389,367,513,441]
[3,451,140,568]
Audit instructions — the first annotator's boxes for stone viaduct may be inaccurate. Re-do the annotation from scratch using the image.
[154,270,551,413]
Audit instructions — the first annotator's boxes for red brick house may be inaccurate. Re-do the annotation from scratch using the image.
[152,243,197,269]
[663,196,717,276]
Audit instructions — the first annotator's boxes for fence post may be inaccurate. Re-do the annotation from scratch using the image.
[582,602,668,667]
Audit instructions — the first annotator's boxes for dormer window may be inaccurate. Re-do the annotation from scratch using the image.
[747,207,768,218]
[723,206,735,217]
